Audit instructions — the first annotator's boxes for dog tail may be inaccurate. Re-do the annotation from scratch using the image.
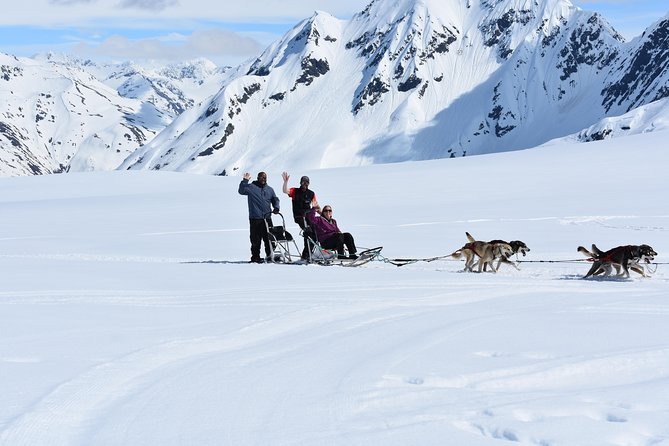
[465,232,476,243]
[577,246,594,258]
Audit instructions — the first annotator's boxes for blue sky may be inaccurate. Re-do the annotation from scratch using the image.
[0,0,666,66]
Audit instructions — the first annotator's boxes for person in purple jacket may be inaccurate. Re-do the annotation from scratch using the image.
[306,204,357,260]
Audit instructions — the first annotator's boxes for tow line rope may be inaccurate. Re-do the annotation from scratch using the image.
[374,254,665,272]
[516,259,594,263]
[376,253,453,267]
[375,254,596,267]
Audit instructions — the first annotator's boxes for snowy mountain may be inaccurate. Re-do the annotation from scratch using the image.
[601,14,669,114]
[548,14,669,143]
[0,53,163,176]
[121,0,669,176]
[0,54,227,176]
[1,0,667,178]
[68,57,229,118]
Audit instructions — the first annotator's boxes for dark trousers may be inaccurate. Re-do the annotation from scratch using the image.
[321,232,356,256]
[294,216,312,259]
[249,218,272,260]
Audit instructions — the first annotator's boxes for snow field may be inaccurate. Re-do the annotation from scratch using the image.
[0,131,668,445]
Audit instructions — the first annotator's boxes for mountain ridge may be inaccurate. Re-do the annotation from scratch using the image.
[0,54,227,176]
[1,0,668,177]
[122,0,668,176]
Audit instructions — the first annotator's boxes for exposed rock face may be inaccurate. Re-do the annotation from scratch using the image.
[3,1,668,177]
[602,18,669,113]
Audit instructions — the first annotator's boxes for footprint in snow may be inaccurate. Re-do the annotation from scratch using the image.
[405,377,424,385]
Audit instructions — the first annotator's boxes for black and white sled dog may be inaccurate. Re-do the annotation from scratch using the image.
[577,244,657,278]
[466,232,530,271]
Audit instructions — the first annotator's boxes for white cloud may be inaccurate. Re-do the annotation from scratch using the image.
[574,0,637,3]
[49,0,96,4]
[117,0,179,11]
[5,0,664,64]
[7,0,368,26]
[71,28,262,64]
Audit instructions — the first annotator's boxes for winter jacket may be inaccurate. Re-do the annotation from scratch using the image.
[238,179,280,219]
[306,207,341,242]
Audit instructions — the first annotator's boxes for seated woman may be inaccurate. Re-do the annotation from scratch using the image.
[306,204,357,259]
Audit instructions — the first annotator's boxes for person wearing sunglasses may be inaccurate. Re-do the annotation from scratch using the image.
[306,204,358,260]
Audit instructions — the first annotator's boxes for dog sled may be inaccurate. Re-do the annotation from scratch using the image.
[264,212,301,263]
[303,225,382,266]
[264,212,382,267]
[302,219,382,266]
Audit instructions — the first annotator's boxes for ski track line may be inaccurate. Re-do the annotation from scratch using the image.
[138,228,246,236]
[222,308,439,445]
[351,346,669,444]
[389,214,669,229]
[0,253,196,264]
[223,297,513,445]
[0,236,54,241]
[0,301,425,446]
[0,280,505,307]
[0,286,437,307]
[401,346,669,394]
[327,297,570,438]
[0,289,300,307]
[575,303,669,316]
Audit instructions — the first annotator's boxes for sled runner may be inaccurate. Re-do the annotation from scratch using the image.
[303,228,382,266]
[339,246,383,267]
[303,245,382,267]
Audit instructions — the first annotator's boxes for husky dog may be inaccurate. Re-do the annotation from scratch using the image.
[590,244,646,277]
[451,234,514,272]
[577,244,657,278]
[466,232,530,271]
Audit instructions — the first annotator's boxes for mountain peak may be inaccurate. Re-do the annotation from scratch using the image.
[118,0,668,176]
[3,0,668,177]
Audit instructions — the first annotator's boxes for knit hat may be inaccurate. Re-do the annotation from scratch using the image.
[300,176,310,183]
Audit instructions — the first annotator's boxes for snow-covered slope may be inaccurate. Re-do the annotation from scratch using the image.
[122,0,669,175]
[0,54,228,177]
[75,57,228,117]
[2,0,667,178]
[1,131,668,445]
[554,97,669,143]
[0,53,167,175]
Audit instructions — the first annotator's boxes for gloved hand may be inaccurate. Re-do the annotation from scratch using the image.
[273,208,280,214]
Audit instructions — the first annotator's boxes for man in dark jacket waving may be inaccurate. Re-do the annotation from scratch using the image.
[238,171,280,263]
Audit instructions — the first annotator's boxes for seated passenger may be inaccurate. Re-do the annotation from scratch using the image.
[306,205,357,259]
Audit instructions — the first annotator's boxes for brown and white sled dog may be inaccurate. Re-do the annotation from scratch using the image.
[466,232,530,271]
[451,233,513,272]
[577,244,657,278]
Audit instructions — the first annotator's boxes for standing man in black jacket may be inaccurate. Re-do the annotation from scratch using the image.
[282,171,317,259]
[239,172,280,263]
